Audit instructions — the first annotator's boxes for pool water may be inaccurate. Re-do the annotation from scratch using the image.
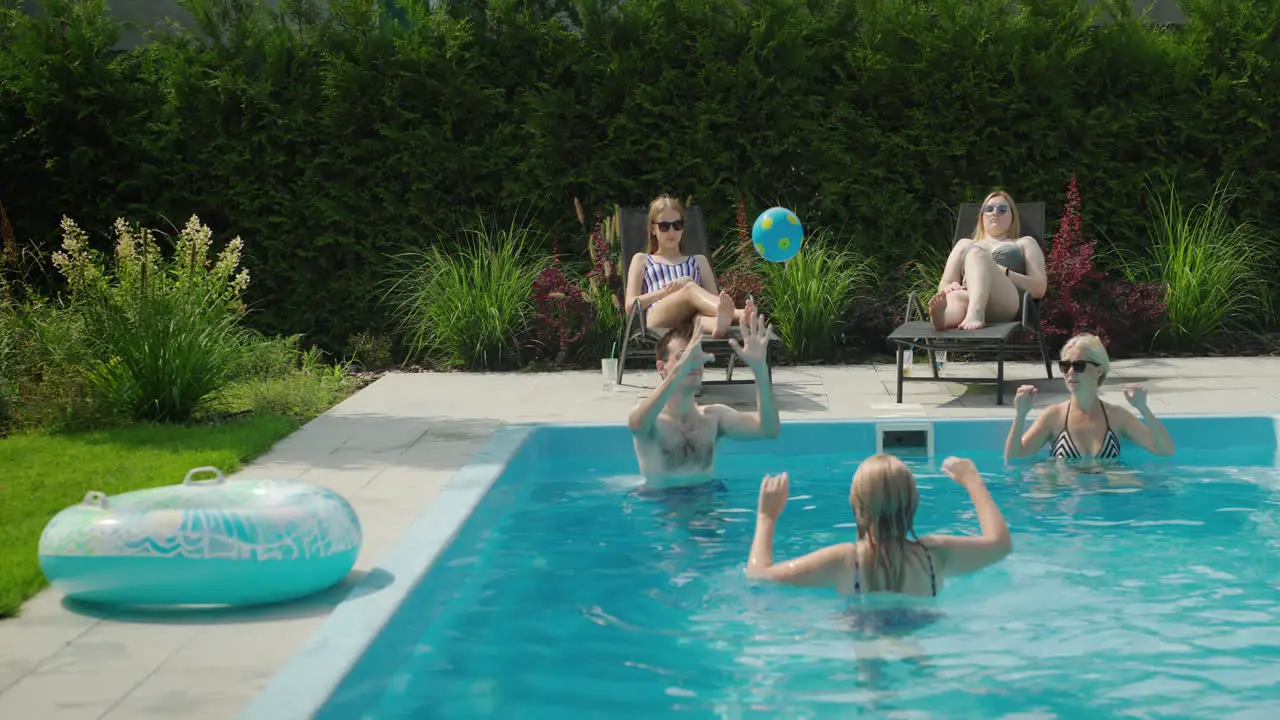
[321,448,1280,719]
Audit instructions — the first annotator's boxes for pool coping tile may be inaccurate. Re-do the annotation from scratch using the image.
[235,423,536,720]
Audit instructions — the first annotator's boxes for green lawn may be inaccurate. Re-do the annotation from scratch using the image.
[0,413,302,618]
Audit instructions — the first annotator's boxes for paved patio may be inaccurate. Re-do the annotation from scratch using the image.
[2,356,1279,719]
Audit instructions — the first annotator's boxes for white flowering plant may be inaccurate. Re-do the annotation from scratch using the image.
[51,215,253,422]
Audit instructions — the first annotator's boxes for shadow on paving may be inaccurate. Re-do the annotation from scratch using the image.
[59,568,395,625]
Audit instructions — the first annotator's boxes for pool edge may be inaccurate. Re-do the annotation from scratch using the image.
[237,410,1280,719]
[236,422,537,720]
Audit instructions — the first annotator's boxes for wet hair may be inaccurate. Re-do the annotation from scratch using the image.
[1061,332,1111,382]
[646,195,686,254]
[849,453,922,593]
[655,321,695,362]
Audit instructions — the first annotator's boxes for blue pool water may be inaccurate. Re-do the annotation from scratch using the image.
[316,428,1280,720]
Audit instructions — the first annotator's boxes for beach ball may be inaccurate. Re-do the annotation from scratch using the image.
[752,207,804,263]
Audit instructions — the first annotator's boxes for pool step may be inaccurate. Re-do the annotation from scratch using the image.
[876,422,934,457]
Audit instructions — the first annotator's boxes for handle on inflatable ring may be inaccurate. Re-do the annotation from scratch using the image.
[81,491,109,509]
[183,466,227,486]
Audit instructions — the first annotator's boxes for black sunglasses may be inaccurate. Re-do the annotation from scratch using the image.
[982,203,1010,215]
[1058,360,1100,374]
[654,220,684,232]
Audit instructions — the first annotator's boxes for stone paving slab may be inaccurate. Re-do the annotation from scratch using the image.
[1,356,1278,718]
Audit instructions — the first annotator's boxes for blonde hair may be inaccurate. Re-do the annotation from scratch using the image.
[646,194,686,254]
[849,453,922,593]
[1061,332,1111,381]
[971,189,1022,242]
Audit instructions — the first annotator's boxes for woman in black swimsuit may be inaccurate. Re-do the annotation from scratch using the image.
[745,454,1012,596]
[1005,333,1176,462]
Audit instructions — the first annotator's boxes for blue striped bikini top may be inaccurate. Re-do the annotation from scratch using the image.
[641,254,701,295]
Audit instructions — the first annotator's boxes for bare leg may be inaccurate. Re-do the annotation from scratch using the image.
[959,249,1021,330]
[645,283,724,329]
[927,290,970,331]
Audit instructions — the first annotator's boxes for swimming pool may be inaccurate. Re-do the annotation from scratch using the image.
[242,416,1280,719]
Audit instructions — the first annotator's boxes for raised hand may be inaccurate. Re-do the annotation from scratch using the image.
[729,304,772,369]
[941,456,980,488]
[1123,383,1149,411]
[676,322,715,374]
[1014,384,1038,416]
[758,472,789,519]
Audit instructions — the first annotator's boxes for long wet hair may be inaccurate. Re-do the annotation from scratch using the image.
[849,453,923,593]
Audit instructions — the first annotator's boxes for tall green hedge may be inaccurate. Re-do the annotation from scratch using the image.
[2,0,1277,352]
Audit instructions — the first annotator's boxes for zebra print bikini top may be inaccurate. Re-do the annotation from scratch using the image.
[1051,400,1121,460]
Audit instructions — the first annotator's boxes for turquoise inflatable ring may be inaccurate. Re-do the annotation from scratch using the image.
[38,466,363,607]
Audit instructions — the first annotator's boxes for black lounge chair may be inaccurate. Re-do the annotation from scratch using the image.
[886,201,1054,406]
[613,204,782,387]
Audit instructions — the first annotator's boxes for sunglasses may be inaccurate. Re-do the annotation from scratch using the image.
[1058,360,1100,374]
[654,220,684,232]
[982,203,1010,215]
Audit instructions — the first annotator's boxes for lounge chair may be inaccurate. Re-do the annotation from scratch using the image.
[613,204,781,387]
[886,201,1054,406]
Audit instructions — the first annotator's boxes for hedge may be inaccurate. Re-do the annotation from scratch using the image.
[1,0,1277,353]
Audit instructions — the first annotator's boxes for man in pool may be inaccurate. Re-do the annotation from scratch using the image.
[628,305,780,492]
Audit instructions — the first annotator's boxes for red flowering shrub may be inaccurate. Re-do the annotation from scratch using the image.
[1040,174,1166,355]
[716,198,766,305]
[531,238,596,364]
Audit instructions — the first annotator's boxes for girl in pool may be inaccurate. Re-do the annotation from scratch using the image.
[1004,332,1175,462]
[745,454,1012,596]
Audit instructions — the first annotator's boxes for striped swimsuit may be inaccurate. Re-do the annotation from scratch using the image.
[1051,402,1121,460]
[642,254,702,303]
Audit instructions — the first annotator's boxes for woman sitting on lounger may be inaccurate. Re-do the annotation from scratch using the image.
[929,189,1049,331]
[624,194,751,338]
[1004,332,1176,462]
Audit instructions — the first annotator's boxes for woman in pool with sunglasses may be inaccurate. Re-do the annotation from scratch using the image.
[1005,333,1176,462]
[928,189,1049,331]
[624,194,750,338]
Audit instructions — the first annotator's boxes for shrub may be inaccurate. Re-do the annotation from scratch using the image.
[531,238,596,365]
[1127,177,1276,348]
[385,215,546,370]
[715,199,767,307]
[1041,174,1166,355]
[346,330,394,369]
[50,215,252,422]
[759,235,876,361]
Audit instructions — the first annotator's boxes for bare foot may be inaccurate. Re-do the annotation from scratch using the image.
[714,292,734,337]
[927,293,948,331]
[959,315,986,330]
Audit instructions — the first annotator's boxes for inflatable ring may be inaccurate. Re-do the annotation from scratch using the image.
[38,467,362,607]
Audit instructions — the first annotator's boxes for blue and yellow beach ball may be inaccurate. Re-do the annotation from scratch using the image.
[752,207,804,263]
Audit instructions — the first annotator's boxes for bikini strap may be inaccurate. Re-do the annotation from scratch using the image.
[923,545,937,597]
[1100,401,1113,430]
[852,544,861,594]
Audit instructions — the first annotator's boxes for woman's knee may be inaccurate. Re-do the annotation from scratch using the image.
[962,246,995,271]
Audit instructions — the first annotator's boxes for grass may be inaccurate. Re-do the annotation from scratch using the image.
[760,234,878,361]
[1123,177,1277,348]
[384,214,548,370]
[0,412,301,618]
